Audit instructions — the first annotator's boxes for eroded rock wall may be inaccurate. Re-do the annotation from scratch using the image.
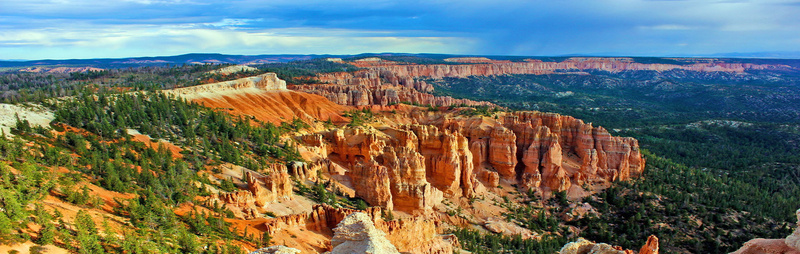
[210,163,294,219]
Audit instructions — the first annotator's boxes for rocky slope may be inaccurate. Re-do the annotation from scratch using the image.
[165,73,350,124]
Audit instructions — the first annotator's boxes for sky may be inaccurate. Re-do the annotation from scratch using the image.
[1,0,799,60]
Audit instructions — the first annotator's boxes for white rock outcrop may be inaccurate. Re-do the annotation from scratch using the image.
[327,212,400,254]
[560,238,629,254]
[165,73,287,100]
[250,245,301,254]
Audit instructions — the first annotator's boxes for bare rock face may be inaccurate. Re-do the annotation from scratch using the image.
[639,235,659,254]
[250,245,302,254]
[329,212,400,254]
[558,236,659,254]
[321,126,481,214]
[433,111,645,193]
[210,164,294,219]
[731,239,800,254]
[489,126,517,179]
[483,217,538,239]
[349,160,393,211]
[380,146,443,214]
[248,164,294,207]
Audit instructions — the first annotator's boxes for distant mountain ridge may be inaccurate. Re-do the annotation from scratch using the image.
[4,53,800,70]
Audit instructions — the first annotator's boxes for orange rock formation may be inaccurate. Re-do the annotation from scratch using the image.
[211,164,294,219]
[165,73,349,124]
[297,110,645,215]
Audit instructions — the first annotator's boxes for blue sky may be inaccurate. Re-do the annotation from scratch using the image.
[1,0,799,60]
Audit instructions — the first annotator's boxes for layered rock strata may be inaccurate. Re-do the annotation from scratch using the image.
[165,73,348,124]
[319,126,482,214]
[210,164,293,219]
[167,73,286,99]
[291,57,790,107]
[300,110,645,214]
[291,83,492,107]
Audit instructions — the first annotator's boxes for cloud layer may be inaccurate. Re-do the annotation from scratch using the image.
[1,0,799,59]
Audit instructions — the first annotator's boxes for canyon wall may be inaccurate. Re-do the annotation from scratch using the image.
[291,57,790,108]
[298,110,645,214]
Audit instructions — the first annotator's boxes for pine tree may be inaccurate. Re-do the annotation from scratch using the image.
[74,210,102,254]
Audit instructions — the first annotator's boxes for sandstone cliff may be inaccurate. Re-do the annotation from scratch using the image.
[352,57,789,77]
[290,83,492,107]
[432,111,644,193]
[210,164,294,219]
[298,110,645,214]
[289,57,790,108]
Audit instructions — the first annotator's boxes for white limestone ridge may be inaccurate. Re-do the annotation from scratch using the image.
[165,73,287,100]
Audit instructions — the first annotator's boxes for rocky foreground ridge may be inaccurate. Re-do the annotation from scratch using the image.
[731,208,800,254]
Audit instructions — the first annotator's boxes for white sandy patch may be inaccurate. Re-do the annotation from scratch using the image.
[0,241,69,254]
[0,103,54,137]
[208,65,258,75]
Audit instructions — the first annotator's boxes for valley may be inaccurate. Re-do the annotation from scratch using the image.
[1,54,799,254]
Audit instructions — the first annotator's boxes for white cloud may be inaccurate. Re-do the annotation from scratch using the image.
[0,24,477,59]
